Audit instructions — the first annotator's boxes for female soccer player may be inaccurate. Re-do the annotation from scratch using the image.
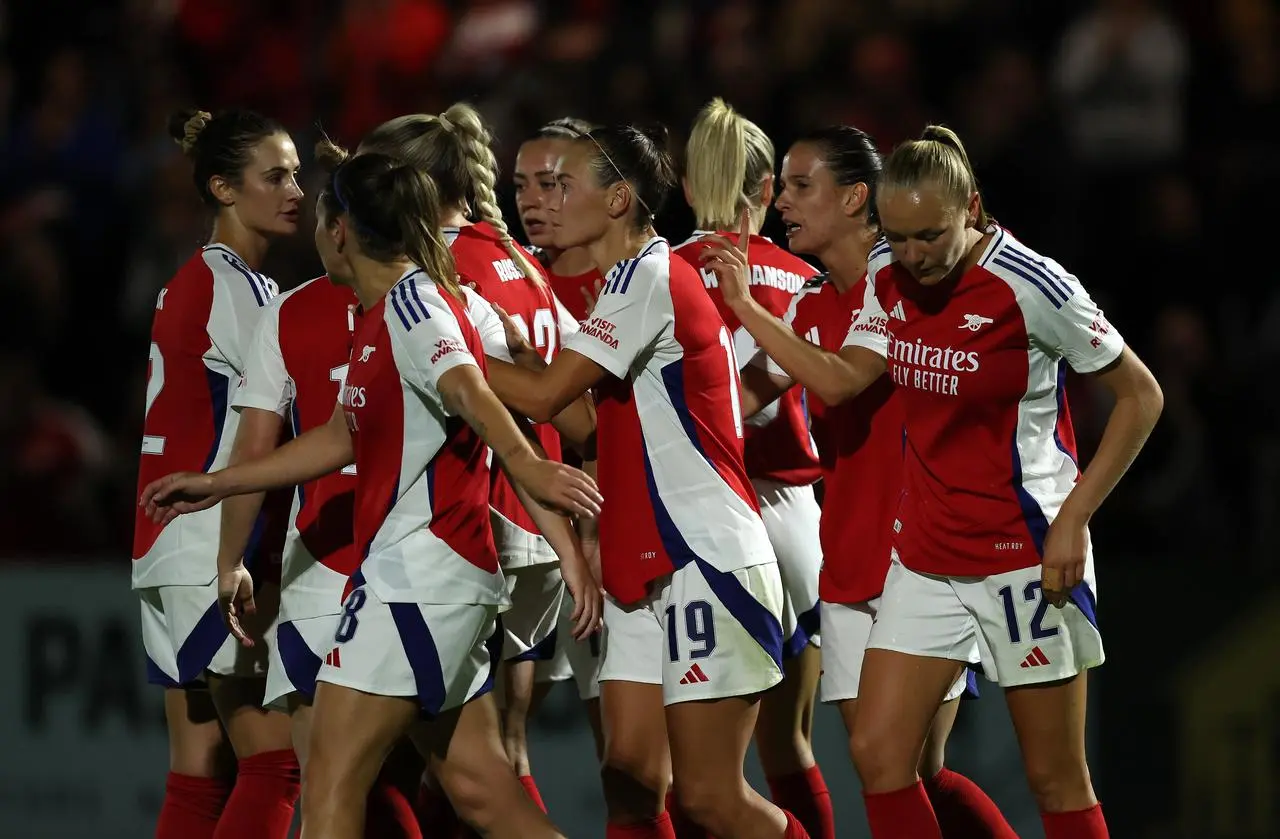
[719,126,1018,839]
[515,117,607,323]
[514,115,607,751]
[705,124,1164,839]
[141,150,602,839]
[133,107,303,839]
[485,123,809,839]
[672,98,831,839]
[347,102,596,813]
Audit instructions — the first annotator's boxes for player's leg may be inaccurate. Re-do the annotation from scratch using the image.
[548,590,606,759]
[662,562,808,839]
[850,556,978,839]
[498,563,565,810]
[597,593,676,837]
[412,692,563,838]
[141,586,234,839]
[209,581,300,839]
[957,564,1108,838]
[752,481,830,839]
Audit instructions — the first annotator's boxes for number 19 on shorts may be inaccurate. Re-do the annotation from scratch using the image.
[665,601,716,662]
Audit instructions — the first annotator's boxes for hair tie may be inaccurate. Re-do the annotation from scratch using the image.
[331,169,349,212]
[437,113,454,133]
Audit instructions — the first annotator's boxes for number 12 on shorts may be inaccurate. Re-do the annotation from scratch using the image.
[998,581,1060,645]
[666,600,716,662]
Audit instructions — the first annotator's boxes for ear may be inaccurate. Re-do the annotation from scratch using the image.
[842,182,869,218]
[606,181,632,222]
[681,176,694,210]
[967,191,982,228]
[332,215,350,254]
[759,173,775,209]
[208,175,236,208]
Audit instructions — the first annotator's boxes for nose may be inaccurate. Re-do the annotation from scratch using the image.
[904,240,926,267]
[548,187,564,214]
[773,190,790,213]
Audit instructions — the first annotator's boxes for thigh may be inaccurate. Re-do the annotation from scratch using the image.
[307,681,417,796]
[666,695,758,788]
[600,679,671,813]
[164,686,233,777]
[955,565,1104,688]
[818,599,876,704]
[317,586,503,718]
[755,481,824,655]
[659,562,785,705]
[1003,673,1092,783]
[502,564,566,663]
[209,673,293,758]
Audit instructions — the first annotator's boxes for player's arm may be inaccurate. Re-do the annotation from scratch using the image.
[739,357,793,420]
[699,213,885,405]
[437,363,601,518]
[142,405,354,520]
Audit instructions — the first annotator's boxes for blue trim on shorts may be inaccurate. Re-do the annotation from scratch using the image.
[388,603,448,717]
[172,600,229,686]
[508,626,557,663]
[277,619,322,700]
[1069,581,1098,628]
[961,666,981,700]
[478,615,505,696]
[782,601,820,659]
[145,655,182,688]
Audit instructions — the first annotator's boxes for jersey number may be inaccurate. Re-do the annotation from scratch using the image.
[665,600,717,662]
[329,364,358,475]
[508,307,557,364]
[998,581,1060,645]
[334,588,367,643]
[141,342,166,455]
[718,326,744,439]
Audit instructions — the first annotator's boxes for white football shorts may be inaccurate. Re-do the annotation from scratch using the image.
[754,479,822,656]
[139,578,275,687]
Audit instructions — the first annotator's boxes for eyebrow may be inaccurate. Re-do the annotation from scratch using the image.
[883,227,943,238]
[262,165,298,176]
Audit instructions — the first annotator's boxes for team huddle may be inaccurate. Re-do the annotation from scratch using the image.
[132,99,1164,839]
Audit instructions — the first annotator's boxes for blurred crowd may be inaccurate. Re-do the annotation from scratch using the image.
[0,0,1274,568]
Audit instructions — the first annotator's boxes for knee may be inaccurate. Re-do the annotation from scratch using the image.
[441,769,495,828]
[600,742,667,815]
[1023,754,1095,811]
[848,722,916,791]
[672,776,741,833]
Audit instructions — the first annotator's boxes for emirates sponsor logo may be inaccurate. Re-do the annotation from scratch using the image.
[889,337,981,397]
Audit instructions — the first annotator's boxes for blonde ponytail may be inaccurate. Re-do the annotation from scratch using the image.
[684,98,774,231]
[883,124,993,227]
[442,102,546,287]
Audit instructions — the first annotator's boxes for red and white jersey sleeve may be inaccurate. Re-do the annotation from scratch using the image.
[132,245,279,588]
[844,229,1124,578]
[675,233,819,486]
[781,273,905,604]
[343,269,503,606]
[564,238,775,604]
[235,277,361,612]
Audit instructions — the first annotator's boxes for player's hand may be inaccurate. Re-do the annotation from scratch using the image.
[509,456,602,519]
[697,207,752,309]
[1041,513,1089,608]
[218,564,257,647]
[490,303,541,367]
[580,276,604,317]
[139,471,224,523]
[561,546,604,641]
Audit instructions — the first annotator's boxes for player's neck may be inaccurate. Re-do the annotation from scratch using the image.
[352,258,415,310]
[208,216,270,269]
[441,206,470,228]
[819,226,875,293]
[549,247,595,277]
[588,224,656,275]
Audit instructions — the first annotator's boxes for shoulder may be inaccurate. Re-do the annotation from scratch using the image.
[980,227,1079,311]
[602,237,670,296]
[866,237,896,279]
[386,270,459,334]
[202,244,278,305]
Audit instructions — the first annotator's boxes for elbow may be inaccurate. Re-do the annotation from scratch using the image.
[526,397,558,425]
[1144,375,1165,426]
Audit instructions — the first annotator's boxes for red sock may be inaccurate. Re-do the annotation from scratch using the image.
[212,749,300,839]
[863,782,943,839]
[665,790,708,839]
[519,775,547,813]
[1042,804,1109,839]
[607,812,677,839]
[783,810,811,838]
[365,777,423,839]
[767,767,834,839]
[156,773,231,839]
[414,780,462,837]
[923,768,1018,838]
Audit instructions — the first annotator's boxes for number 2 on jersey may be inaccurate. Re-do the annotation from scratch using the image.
[718,326,744,439]
[508,307,557,364]
[141,342,166,455]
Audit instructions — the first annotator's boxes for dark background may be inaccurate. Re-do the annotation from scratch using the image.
[0,1,1275,837]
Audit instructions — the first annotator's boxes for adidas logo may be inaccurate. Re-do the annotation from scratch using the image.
[324,648,342,668]
[679,663,710,685]
[1019,646,1050,669]
[889,300,906,320]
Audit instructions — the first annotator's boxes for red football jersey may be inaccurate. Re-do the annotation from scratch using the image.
[447,224,577,565]
[673,232,820,487]
[544,261,603,324]
[233,277,360,609]
[770,274,904,604]
[133,245,286,588]
[842,230,1124,578]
